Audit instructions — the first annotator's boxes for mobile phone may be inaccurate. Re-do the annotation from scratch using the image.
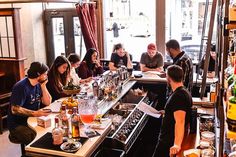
[42,109,52,113]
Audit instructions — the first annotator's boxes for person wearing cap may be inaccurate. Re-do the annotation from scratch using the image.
[109,43,133,71]
[166,39,193,93]
[7,62,52,145]
[140,43,164,72]
[47,56,71,102]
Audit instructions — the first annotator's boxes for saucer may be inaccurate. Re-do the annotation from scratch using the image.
[60,141,82,153]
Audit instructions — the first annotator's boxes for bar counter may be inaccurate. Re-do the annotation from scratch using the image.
[25,71,215,157]
[25,80,136,157]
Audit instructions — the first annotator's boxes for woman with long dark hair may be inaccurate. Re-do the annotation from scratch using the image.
[47,56,71,102]
[77,48,103,79]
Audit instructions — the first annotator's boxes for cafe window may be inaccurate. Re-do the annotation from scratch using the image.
[165,0,216,62]
[103,0,156,62]
[0,16,15,58]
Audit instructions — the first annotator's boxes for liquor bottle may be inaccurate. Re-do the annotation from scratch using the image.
[227,53,236,102]
[227,56,236,87]
[52,117,63,145]
[60,104,69,138]
[92,80,99,98]
[227,69,236,132]
[71,107,80,138]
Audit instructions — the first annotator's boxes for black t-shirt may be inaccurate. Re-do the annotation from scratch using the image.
[110,53,132,68]
[159,86,192,146]
[200,54,215,72]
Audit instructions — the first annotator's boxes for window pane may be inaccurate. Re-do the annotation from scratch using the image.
[73,17,86,60]
[52,17,65,58]
[0,17,7,37]
[9,38,16,57]
[1,38,9,57]
[7,16,14,37]
[165,0,215,62]
[104,0,156,62]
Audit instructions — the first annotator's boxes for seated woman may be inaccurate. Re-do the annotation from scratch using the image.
[77,48,103,79]
[67,53,92,84]
[109,43,133,71]
[47,56,71,102]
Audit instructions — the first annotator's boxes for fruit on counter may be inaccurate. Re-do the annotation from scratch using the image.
[62,97,79,108]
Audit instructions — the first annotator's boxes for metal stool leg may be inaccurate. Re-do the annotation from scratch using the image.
[20,144,25,155]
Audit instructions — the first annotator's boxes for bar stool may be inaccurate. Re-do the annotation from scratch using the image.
[8,133,26,157]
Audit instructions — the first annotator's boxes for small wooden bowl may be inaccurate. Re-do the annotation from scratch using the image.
[62,88,81,95]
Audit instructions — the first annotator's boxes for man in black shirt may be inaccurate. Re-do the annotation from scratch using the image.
[166,39,193,93]
[109,43,133,70]
[153,65,192,157]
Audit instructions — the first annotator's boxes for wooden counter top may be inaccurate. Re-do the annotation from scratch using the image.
[25,113,111,157]
[131,71,166,83]
[25,80,137,157]
[131,71,217,85]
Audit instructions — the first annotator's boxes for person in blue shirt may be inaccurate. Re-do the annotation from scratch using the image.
[7,62,52,145]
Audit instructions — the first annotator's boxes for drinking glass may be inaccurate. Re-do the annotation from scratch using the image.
[79,98,97,136]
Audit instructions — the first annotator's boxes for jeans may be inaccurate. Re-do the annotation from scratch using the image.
[9,125,36,145]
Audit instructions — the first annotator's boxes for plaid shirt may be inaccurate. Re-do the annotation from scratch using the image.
[173,51,193,93]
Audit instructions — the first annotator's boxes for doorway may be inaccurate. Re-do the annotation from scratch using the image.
[44,8,86,66]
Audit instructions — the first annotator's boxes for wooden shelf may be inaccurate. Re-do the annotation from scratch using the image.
[192,97,214,107]
[226,23,236,30]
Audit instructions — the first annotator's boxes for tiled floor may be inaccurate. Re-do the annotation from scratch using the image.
[0,130,21,157]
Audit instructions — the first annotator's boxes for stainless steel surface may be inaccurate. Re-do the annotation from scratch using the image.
[103,96,152,152]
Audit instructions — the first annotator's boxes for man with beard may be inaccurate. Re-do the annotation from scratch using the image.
[153,65,192,157]
[7,62,52,146]
[166,39,193,93]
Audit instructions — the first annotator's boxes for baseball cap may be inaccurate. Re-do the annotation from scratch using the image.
[147,43,157,51]
[27,62,49,78]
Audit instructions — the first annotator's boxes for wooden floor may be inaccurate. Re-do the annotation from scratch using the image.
[0,130,21,157]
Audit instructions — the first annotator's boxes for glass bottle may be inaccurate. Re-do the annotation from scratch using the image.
[92,80,99,98]
[60,104,69,139]
[52,117,63,145]
[71,107,80,138]
[227,57,236,87]
[227,68,236,132]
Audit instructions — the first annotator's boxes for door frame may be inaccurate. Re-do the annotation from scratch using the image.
[44,8,78,66]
